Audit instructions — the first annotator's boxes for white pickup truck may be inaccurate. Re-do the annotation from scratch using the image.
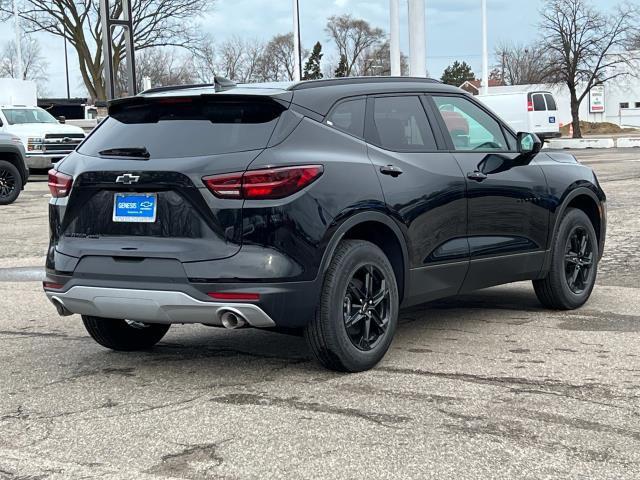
[0,79,86,169]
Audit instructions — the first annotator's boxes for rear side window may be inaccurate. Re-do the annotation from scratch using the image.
[544,94,558,111]
[326,98,365,138]
[531,94,547,111]
[371,96,436,151]
[79,97,285,159]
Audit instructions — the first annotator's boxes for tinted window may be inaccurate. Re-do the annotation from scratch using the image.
[544,94,557,111]
[326,98,365,138]
[532,94,546,111]
[79,98,285,159]
[372,96,436,151]
[433,96,509,151]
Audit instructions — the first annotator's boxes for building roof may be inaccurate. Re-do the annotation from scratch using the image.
[460,79,505,94]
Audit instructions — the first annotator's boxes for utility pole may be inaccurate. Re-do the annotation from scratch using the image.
[293,0,302,81]
[408,0,426,77]
[13,0,23,80]
[481,0,489,95]
[390,0,401,76]
[64,37,70,99]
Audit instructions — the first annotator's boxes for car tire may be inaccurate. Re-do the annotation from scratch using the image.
[305,240,399,372]
[0,160,21,205]
[82,316,170,351]
[533,208,599,310]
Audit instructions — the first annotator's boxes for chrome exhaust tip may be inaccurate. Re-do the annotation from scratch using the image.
[219,310,247,330]
[51,297,73,317]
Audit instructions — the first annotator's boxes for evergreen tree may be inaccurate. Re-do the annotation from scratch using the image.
[440,61,475,86]
[334,55,348,78]
[303,42,324,80]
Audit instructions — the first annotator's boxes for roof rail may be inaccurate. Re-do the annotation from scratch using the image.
[289,76,441,91]
[141,77,237,95]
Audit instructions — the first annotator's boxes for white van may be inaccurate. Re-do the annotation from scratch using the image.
[477,90,561,140]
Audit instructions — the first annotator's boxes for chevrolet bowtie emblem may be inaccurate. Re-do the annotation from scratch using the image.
[115,174,140,185]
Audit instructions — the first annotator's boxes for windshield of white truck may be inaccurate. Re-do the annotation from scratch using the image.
[1,108,58,125]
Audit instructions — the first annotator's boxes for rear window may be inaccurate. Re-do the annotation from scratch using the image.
[544,94,557,111]
[371,96,437,151]
[531,94,547,111]
[79,97,286,159]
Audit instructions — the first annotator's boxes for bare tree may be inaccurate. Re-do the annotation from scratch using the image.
[260,33,296,81]
[356,41,408,76]
[540,0,638,138]
[117,47,196,94]
[1,0,215,101]
[0,35,48,85]
[325,14,385,77]
[216,36,264,83]
[192,42,218,84]
[495,41,555,86]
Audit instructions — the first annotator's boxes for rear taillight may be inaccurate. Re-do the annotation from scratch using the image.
[48,169,73,198]
[527,101,534,112]
[203,165,323,200]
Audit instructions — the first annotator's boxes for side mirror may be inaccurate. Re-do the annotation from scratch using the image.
[58,116,66,124]
[517,132,542,156]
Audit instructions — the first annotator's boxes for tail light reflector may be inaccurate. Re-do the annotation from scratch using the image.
[527,101,534,112]
[43,281,64,290]
[208,292,260,301]
[203,165,323,200]
[48,169,73,198]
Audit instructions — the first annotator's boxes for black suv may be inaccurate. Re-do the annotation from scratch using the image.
[44,78,606,372]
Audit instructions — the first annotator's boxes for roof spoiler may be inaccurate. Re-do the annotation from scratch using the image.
[108,77,238,110]
[139,77,237,95]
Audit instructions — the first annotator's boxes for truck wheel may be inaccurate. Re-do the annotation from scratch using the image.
[82,316,170,351]
[0,160,20,205]
[305,240,399,372]
[533,208,599,310]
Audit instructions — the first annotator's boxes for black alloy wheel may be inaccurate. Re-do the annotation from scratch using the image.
[533,208,599,310]
[343,264,391,351]
[564,226,594,294]
[305,239,399,373]
[0,161,19,205]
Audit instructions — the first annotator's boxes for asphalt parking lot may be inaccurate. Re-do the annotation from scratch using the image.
[1,149,639,479]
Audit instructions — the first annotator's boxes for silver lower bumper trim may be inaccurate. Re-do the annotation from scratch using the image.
[46,286,276,328]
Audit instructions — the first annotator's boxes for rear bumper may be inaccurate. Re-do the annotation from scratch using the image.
[46,286,276,327]
[538,131,562,140]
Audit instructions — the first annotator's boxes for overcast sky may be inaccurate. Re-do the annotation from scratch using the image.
[0,0,617,98]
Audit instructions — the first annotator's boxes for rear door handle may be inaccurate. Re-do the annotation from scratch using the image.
[380,165,403,177]
[467,171,488,182]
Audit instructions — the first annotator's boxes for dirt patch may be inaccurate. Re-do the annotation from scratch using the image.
[560,121,639,136]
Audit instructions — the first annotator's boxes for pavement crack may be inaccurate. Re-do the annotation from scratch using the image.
[210,393,410,428]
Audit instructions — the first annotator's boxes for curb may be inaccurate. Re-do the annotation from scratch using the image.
[546,137,640,149]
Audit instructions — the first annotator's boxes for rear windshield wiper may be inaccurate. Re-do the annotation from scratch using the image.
[98,147,151,159]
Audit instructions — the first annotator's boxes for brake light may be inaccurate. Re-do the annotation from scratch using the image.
[203,165,323,200]
[527,101,534,112]
[48,169,73,198]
